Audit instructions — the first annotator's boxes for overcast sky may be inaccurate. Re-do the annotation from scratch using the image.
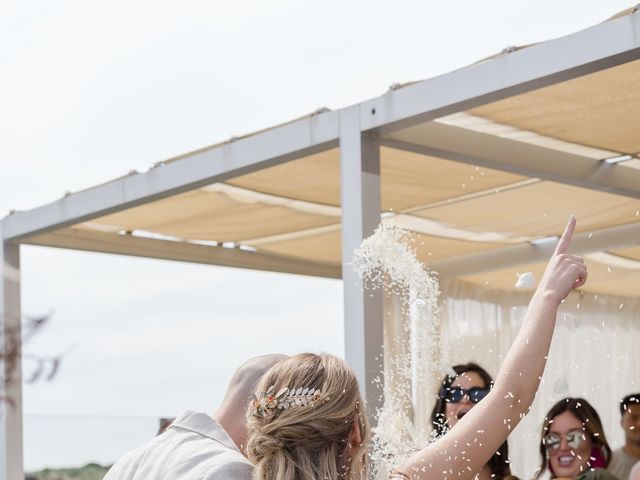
[1,0,634,471]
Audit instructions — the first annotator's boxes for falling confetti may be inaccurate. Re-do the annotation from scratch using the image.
[353,222,444,475]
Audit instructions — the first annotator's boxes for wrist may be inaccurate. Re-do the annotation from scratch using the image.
[531,289,563,307]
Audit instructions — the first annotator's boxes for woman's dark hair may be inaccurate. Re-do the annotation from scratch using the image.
[536,397,612,479]
[430,363,512,480]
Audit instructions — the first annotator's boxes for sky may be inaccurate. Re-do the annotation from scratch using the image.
[0,0,635,471]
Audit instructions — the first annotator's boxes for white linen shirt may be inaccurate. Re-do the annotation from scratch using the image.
[104,410,253,480]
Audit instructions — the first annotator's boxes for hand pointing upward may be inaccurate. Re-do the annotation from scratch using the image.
[538,215,588,304]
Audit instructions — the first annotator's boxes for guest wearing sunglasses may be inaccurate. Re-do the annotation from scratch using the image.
[537,397,619,480]
[430,363,515,480]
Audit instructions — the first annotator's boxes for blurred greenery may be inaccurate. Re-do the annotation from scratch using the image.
[26,463,110,480]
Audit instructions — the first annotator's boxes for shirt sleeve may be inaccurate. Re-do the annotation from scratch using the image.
[102,444,147,480]
[630,461,640,480]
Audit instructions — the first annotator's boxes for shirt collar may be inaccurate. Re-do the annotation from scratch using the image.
[170,410,242,453]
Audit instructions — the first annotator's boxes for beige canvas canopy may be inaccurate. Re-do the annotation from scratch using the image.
[2,7,640,478]
[24,56,640,296]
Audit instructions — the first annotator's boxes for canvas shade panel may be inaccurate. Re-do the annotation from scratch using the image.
[226,149,342,207]
[76,143,533,254]
[379,147,526,211]
[227,146,527,212]
[256,229,343,265]
[613,246,640,261]
[411,181,640,237]
[470,59,640,154]
[621,159,640,170]
[255,226,509,266]
[412,233,507,263]
[84,188,340,243]
[460,258,640,297]
[585,271,640,297]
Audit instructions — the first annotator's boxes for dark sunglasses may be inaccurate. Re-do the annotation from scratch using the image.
[543,430,587,451]
[442,386,490,404]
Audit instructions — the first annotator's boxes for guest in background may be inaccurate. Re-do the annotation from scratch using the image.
[609,394,640,480]
[628,461,640,480]
[537,397,618,480]
[430,363,515,480]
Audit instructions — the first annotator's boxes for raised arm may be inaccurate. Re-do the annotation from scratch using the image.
[397,216,587,480]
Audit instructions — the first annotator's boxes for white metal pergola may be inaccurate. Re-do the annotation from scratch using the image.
[3,11,640,479]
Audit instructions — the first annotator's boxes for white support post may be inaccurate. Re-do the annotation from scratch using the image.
[339,106,384,417]
[0,232,23,480]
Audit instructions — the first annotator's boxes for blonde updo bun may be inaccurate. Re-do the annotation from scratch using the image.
[246,353,370,480]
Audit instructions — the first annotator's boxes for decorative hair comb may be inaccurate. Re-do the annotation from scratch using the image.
[251,385,322,417]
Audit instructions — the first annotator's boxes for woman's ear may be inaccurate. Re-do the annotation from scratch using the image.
[349,414,363,446]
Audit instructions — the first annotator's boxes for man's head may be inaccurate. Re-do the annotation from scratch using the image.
[214,354,288,451]
[620,393,640,447]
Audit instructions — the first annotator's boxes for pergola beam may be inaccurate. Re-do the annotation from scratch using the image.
[382,122,640,198]
[2,111,340,243]
[359,12,640,133]
[429,221,640,277]
[25,228,341,279]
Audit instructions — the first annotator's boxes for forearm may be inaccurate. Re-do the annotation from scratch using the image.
[397,217,583,480]
[399,292,562,480]
[493,290,561,417]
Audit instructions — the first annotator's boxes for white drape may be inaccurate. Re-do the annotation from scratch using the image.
[384,279,640,479]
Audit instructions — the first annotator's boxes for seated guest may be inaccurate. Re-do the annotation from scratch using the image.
[609,394,640,480]
[430,363,515,480]
[536,397,618,480]
[105,354,286,480]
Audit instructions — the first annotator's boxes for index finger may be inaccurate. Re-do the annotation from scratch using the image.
[554,215,576,256]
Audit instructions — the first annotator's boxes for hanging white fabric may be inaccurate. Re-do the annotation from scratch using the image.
[383,279,640,479]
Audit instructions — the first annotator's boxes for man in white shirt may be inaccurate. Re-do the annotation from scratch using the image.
[608,393,640,480]
[104,354,287,480]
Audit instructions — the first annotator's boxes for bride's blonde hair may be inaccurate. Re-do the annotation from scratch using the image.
[246,353,371,480]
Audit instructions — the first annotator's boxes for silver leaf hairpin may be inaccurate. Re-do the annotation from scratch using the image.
[251,385,322,417]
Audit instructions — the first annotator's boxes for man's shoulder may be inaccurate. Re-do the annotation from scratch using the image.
[103,443,151,479]
[104,440,253,480]
[204,455,253,480]
[104,411,254,480]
